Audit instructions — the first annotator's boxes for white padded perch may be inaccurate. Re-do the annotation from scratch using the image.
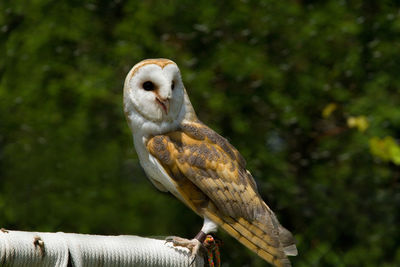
[0,229,204,267]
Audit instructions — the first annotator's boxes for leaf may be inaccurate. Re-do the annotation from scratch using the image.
[347,116,369,132]
[322,103,337,118]
[369,136,400,165]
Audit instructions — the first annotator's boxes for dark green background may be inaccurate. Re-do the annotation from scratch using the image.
[1,1,399,266]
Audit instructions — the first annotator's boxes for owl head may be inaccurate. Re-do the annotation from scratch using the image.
[123,59,195,135]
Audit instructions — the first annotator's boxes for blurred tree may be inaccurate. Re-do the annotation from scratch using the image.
[0,0,399,266]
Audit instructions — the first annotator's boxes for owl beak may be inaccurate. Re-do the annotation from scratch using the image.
[156,97,169,115]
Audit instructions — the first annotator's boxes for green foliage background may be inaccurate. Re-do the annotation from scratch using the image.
[1,0,399,266]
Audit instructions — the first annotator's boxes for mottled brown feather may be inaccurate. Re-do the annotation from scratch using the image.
[147,121,296,267]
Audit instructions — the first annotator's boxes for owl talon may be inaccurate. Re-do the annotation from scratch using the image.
[189,254,197,266]
[165,236,204,264]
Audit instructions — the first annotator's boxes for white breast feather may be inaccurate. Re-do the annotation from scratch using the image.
[133,134,186,203]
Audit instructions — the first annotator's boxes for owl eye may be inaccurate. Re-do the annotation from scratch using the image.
[171,81,175,90]
[142,81,155,91]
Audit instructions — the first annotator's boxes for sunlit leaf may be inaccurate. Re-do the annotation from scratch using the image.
[369,136,400,165]
[347,116,369,132]
[322,103,337,118]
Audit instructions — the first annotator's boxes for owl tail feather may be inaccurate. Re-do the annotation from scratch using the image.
[204,209,296,267]
[278,225,298,256]
[264,203,298,257]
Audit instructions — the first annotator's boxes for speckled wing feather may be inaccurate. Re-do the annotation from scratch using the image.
[147,121,297,267]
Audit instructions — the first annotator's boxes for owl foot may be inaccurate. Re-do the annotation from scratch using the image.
[165,234,206,265]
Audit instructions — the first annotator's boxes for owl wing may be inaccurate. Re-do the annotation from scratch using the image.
[147,121,297,267]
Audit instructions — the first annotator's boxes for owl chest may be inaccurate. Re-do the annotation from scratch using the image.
[133,135,180,195]
[135,137,209,216]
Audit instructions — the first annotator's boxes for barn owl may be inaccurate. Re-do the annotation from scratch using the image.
[123,58,297,267]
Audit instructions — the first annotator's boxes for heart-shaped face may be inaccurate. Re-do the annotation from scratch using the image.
[124,59,185,125]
